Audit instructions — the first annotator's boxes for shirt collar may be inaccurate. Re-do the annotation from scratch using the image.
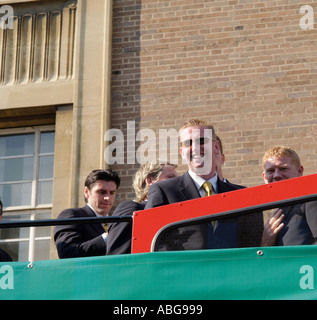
[87,203,107,226]
[87,203,107,218]
[188,170,218,194]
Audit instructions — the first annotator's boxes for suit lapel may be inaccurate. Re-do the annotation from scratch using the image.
[279,205,295,220]
[178,173,244,200]
[82,204,96,217]
[179,171,201,200]
[217,179,243,194]
[82,205,105,234]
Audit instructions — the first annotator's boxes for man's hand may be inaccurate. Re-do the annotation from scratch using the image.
[261,208,284,246]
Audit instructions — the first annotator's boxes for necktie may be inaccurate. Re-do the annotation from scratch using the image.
[103,223,108,233]
[202,181,214,197]
[202,181,216,227]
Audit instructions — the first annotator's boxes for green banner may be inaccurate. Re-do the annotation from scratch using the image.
[0,246,317,300]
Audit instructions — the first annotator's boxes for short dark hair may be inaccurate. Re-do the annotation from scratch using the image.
[84,169,121,190]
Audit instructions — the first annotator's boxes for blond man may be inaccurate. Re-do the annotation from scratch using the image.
[145,119,263,251]
[107,162,177,255]
[261,146,317,246]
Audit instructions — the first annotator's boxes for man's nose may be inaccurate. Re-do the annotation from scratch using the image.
[273,170,282,181]
[191,141,202,151]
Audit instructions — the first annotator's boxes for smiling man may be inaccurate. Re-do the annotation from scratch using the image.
[145,119,263,251]
[54,169,120,258]
[262,146,304,183]
[179,124,215,178]
[261,146,317,246]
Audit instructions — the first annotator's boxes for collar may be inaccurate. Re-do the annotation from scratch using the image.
[188,170,218,195]
[87,204,107,223]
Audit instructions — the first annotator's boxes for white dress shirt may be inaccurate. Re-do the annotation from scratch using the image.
[188,170,218,197]
[87,203,108,244]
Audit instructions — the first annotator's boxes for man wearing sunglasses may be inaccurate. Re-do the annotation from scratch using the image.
[145,119,263,251]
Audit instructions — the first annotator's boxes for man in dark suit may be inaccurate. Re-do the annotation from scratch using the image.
[261,146,317,246]
[145,119,264,251]
[107,162,178,255]
[54,169,120,258]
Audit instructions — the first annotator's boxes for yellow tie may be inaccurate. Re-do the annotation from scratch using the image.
[202,181,216,227]
[202,181,214,197]
[103,223,108,233]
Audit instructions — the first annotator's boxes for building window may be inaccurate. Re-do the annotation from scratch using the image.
[0,127,55,262]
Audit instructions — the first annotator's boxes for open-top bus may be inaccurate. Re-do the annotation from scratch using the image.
[0,174,317,300]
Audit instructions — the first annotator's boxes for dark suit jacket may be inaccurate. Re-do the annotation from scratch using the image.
[107,200,146,255]
[0,248,12,262]
[276,200,317,246]
[145,172,263,251]
[54,205,106,259]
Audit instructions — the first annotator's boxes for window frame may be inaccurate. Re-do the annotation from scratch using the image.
[0,125,55,211]
[0,125,55,262]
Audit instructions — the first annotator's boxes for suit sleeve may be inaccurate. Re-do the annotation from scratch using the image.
[54,209,106,258]
[238,211,264,247]
[145,183,169,209]
[218,180,264,248]
[0,249,12,262]
[305,201,317,243]
[146,177,228,250]
[107,201,136,255]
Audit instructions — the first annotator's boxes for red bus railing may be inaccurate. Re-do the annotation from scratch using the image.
[0,174,316,257]
[131,174,317,253]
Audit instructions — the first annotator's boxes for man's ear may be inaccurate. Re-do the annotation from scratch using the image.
[221,153,225,165]
[298,165,304,177]
[146,176,153,186]
[214,139,220,155]
[179,146,185,160]
[84,186,89,200]
[262,171,268,184]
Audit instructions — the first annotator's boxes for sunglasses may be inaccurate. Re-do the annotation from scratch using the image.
[180,137,213,148]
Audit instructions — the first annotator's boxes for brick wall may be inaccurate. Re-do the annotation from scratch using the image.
[111,0,317,204]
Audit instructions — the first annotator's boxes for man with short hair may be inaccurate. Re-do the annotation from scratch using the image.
[54,169,120,258]
[261,146,317,246]
[145,119,263,251]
